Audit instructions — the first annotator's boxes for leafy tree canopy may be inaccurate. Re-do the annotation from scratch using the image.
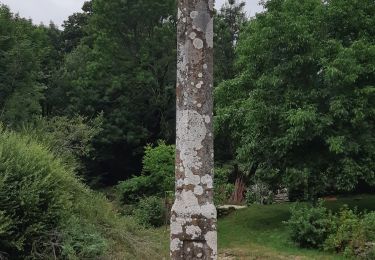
[50,0,177,184]
[0,5,59,126]
[215,0,375,199]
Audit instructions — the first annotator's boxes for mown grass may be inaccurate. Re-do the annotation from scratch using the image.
[218,203,340,259]
[218,194,375,259]
[157,194,375,259]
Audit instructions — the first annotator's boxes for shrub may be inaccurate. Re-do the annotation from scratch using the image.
[286,202,375,259]
[355,212,375,259]
[117,141,175,204]
[21,115,103,179]
[214,166,235,206]
[324,206,360,254]
[117,175,153,204]
[285,200,332,248]
[324,209,375,259]
[134,196,166,228]
[0,129,75,257]
[0,128,164,259]
[25,115,103,159]
[362,212,375,241]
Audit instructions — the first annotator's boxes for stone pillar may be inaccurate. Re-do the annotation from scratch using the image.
[170,0,216,259]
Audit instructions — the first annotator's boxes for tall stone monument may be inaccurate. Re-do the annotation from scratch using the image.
[170,0,217,259]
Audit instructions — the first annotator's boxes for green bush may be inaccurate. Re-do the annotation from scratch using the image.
[362,212,375,241]
[21,115,103,179]
[0,129,75,257]
[134,196,165,228]
[214,166,235,206]
[324,208,375,259]
[364,248,375,260]
[324,206,360,254]
[285,200,332,248]
[0,128,164,259]
[117,175,153,204]
[287,202,375,259]
[350,212,375,259]
[117,141,175,204]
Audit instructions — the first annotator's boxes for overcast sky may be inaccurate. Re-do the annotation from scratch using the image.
[0,0,264,27]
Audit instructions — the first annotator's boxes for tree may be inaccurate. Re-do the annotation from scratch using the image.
[214,0,247,85]
[61,1,92,53]
[215,0,375,200]
[214,0,247,163]
[0,5,53,127]
[170,0,217,259]
[51,0,177,184]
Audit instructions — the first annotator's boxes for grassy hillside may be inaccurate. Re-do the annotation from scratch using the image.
[0,129,165,259]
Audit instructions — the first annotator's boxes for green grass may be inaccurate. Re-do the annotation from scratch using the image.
[156,194,375,259]
[218,194,375,259]
[218,204,340,259]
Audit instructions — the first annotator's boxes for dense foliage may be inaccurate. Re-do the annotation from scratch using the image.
[117,141,175,204]
[22,115,103,178]
[0,129,75,257]
[50,0,177,184]
[134,196,166,228]
[0,129,162,259]
[0,0,247,185]
[0,5,59,126]
[285,201,332,248]
[214,166,235,205]
[324,208,375,258]
[214,1,248,162]
[0,2,246,257]
[216,0,375,198]
[0,0,374,258]
[286,202,375,258]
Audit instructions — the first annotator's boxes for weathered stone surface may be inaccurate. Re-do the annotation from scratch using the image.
[274,188,289,203]
[171,0,216,259]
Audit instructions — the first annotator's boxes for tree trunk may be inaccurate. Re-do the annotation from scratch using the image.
[170,0,216,259]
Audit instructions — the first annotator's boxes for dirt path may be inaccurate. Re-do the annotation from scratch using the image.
[219,249,309,260]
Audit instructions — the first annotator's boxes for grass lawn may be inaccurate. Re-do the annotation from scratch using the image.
[218,194,375,259]
[219,203,339,259]
[158,194,375,259]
